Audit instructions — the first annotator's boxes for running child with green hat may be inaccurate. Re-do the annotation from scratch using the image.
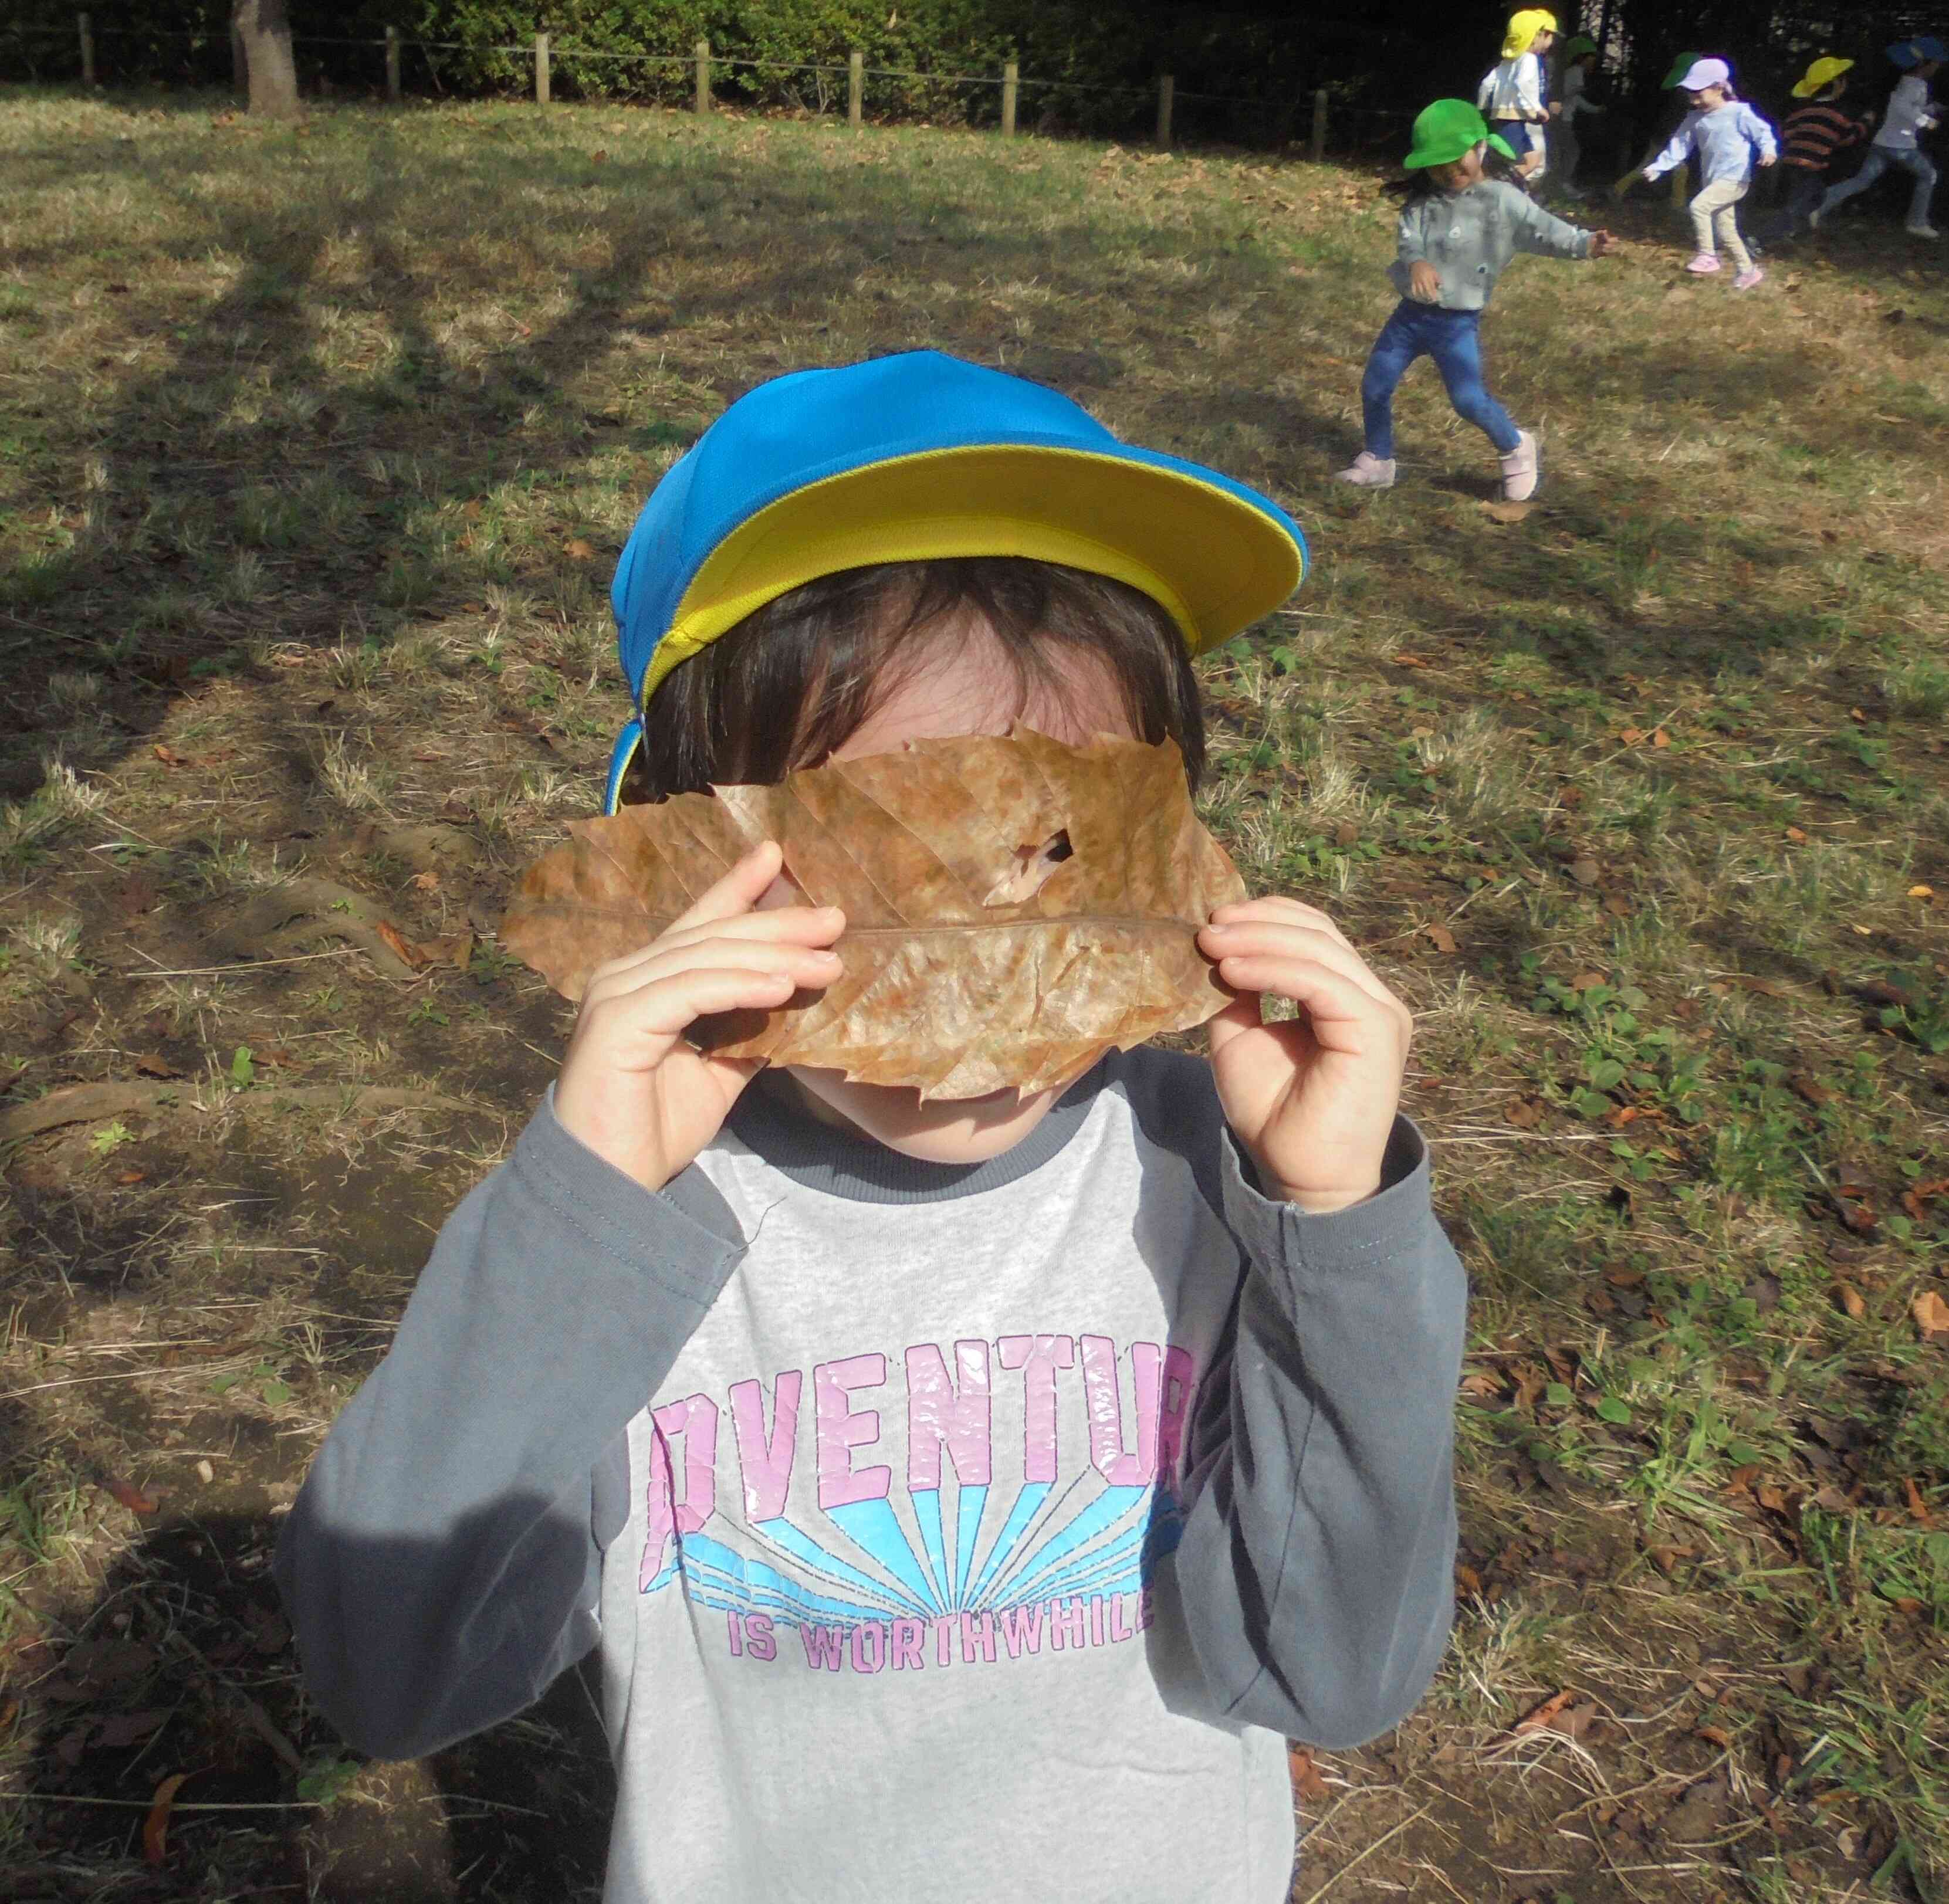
[277,350,1467,1904]
[1337,100,1617,499]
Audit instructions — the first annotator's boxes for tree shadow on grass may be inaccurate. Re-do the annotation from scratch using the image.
[5,1507,613,1900]
[0,89,1356,808]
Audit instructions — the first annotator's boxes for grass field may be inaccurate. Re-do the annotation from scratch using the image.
[1,84,1947,1903]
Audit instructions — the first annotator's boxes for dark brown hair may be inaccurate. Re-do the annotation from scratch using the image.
[624,557,1206,804]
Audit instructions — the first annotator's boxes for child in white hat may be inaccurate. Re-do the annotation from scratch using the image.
[1616,58,1777,288]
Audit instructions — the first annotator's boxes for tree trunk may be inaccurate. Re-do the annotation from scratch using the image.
[232,0,299,119]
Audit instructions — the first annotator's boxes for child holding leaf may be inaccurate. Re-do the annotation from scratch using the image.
[276,351,1467,1903]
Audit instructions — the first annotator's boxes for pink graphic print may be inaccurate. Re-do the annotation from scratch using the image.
[1080,1335,1160,1487]
[904,1341,992,1491]
[638,1394,719,1589]
[997,1334,1075,1482]
[814,1353,892,1509]
[729,1370,802,1523]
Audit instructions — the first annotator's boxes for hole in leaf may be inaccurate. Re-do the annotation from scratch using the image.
[984,830,1074,907]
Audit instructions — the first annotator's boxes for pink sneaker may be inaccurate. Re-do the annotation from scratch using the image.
[1334,452,1396,489]
[1685,252,1721,274]
[1498,430,1540,503]
[1733,265,1765,290]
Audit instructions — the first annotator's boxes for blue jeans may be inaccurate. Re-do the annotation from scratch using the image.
[1361,301,1520,461]
[1818,145,1938,228]
[1754,167,1825,245]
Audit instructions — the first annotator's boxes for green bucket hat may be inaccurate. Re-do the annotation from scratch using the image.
[1564,35,1599,59]
[1404,99,1518,170]
[1662,50,1700,88]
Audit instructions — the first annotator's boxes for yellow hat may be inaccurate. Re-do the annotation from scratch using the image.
[1502,9,1558,59]
[1792,56,1853,98]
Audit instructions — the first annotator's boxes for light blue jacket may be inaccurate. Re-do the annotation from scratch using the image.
[1643,101,1778,187]
[1389,179,1595,312]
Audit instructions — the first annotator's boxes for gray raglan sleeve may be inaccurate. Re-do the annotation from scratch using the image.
[1166,1117,1467,1749]
[1508,189,1596,258]
[272,1096,746,1762]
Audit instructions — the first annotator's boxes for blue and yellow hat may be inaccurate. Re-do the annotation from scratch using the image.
[604,350,1308,812]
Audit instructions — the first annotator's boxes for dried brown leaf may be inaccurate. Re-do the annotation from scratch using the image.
[503,731,1244,1099]
[143,1771,189,1867]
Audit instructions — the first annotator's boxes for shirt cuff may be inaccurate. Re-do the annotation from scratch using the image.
[509,1086,748,1303]
[1217,1114,1436,1288]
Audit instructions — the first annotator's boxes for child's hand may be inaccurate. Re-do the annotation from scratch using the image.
[1588,228,1620,257]
[1197,898,1413,1214]
[553,841,844,1192]
[1758,153,1777,167]
[1408,261,1442,302]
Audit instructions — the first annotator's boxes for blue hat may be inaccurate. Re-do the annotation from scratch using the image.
[1888,36,1946,67]
[603,350,1308,812]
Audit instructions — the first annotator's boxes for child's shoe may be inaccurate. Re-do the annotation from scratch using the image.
[1685,252,1721,273]
[1806,206,1823,231]
[1733,265,1765,290]
[1498,431,1540,503]
[1335,452,1396,489]
[1906,223,1941,240]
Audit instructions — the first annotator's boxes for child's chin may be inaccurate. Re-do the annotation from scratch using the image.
[782,1068,1062,1164]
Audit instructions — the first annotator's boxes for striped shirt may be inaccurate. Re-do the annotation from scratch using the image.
[1780,102,1872,170]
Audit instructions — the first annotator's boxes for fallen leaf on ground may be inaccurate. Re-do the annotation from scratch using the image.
[100,1476,158,1515]
[1786,1072,1830,1106]
[563,538,597,560]
[1483,498,1534,525]
[1512,1689,1593,1737]
[143,1772,190,1867]
[1391,653,1431,668]
[131,1053,182,1079]
[1833,1281,1865,1319]
[414,931,475,971]
[503,730,1244,1099]
[1913,1290,1949,1342]
[1785,825,1808,844]
[1728,974,1791,998]
[1909,884,1935,900]
[1288,1747,1331,1805]
[151,744,194,767]
[1619,726,1647,745]
[1504,1096,1545,1128]
[93,1709,168,1749]
[1568,856,1601,887]
[375,919,426,970]
[1419,921,1458,954]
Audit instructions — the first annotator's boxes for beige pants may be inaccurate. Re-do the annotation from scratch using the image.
[1690,178,1752,270]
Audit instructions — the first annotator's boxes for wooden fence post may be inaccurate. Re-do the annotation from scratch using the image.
[695,39,711,113]
[1000,58,1017,136]
[78,12,95,86]
[848,49,862,128]
[1155,74,1173,150]
[534,32,549,104]
[1310,87,1327,161]
[385,25,400,103]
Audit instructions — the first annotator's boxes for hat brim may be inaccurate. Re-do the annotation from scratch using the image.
[1405,133,1515,169]
[632,444,1307,707]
